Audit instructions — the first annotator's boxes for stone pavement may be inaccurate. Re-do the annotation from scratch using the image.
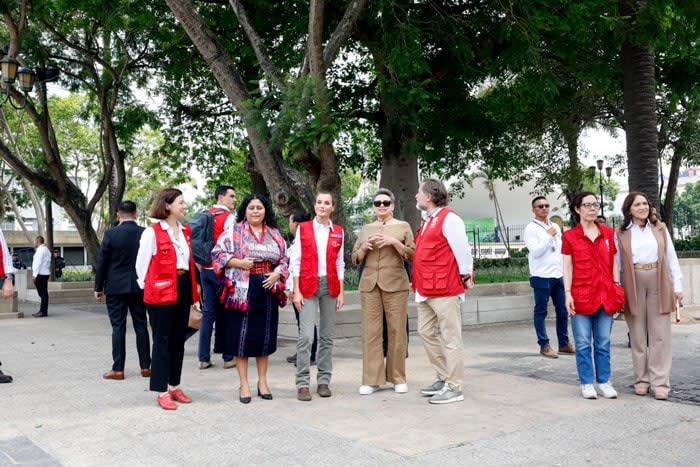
[1,301,699,466]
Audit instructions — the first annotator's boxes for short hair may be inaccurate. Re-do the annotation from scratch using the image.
[215,185,235,200]
[35,235,45,244]
[531,196,546,207]
[149,188,183,220]
[569,191,597,224]
[237,193,278,228]
[420,178,448,207]
[117,200,137,215]
[290,209,311,223]
[373,188,395,204]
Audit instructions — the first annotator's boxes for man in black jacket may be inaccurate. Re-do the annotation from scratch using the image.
[95,201,151,380]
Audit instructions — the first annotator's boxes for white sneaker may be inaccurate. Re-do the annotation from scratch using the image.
[394,383,408,393]
[597,382,618,399]
[581,384,598,399]
[359,385,379,395]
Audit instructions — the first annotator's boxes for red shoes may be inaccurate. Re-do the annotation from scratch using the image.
[169,388,192,404]
[157,393,177,410]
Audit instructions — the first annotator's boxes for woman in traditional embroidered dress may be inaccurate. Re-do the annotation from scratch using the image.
[136,188,199,410]
[212,194,289,403]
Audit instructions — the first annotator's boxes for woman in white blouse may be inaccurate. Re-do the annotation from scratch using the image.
[616,192,683,400]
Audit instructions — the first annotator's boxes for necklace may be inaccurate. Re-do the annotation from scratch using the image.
[249,224,265,244]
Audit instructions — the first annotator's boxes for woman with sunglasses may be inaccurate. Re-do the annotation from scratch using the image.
[616,192,682,400]
[562,191,624,400]
[352,188,415,395]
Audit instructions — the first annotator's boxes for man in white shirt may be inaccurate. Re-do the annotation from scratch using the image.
[32,236,52,318]
[522,197,574,358]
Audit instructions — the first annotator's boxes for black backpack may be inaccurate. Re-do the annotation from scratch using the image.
[190,209,227,265]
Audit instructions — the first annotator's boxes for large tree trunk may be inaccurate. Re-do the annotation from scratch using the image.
[378,126,420,230]
[620,0,659,208]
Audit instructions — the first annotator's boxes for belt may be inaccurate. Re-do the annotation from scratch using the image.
[633,262,657,270]
[249,261,273,276]
[176,269,188,276]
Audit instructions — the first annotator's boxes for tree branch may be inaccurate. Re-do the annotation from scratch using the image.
[323,0,368,68]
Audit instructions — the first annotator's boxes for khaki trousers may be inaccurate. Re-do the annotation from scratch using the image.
[361,287,408,385]
[417,295,464,389]
[626,268,672,392]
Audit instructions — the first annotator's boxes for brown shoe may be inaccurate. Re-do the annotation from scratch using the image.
[540,346,558,358]
[634,385,649,396]
[32,312,48,318]
[317,384,332,397]
[223,360,236,369]
[103,370,125,380]
[141,368,151,378]
[653,389,669,400]
[558,343,576,354]
[297,387,312,401]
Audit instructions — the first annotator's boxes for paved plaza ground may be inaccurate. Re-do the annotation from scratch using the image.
[1,301,699,466]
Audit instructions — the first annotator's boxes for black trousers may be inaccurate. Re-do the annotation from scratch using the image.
[147,275,191,393]
[107,292,151,372]
[35,275,50,314]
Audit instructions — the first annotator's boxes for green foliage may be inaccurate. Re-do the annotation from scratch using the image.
[54,270,95,282]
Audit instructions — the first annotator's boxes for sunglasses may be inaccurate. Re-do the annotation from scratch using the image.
[534,204,550,209]
[373,200,392,207]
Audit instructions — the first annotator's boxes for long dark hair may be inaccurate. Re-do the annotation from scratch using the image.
[569,191,597,224]
[236,193,277,228]
[620,191,658,232]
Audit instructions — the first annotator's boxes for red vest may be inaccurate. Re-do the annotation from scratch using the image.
[209,207,232,245]
[298,220,343,298]
[412,208,464,297]
[144,223,199,306]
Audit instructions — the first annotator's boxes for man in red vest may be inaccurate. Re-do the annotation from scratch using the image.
[197,185,237,369]
[413,178,473,404]
[0,227,16,383]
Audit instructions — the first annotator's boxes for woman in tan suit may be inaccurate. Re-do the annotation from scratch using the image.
[617,192,683,400]
[352,188,415,395]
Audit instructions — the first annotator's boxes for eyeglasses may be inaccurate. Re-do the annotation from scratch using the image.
[373,200,392,207]
[534,204,550,209]
[581,202,601,209]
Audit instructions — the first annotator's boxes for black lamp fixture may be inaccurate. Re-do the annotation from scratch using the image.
[0,46,37,109]
[588,159,612,218]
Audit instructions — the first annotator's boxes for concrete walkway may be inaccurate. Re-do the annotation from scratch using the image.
[1,301,699,466]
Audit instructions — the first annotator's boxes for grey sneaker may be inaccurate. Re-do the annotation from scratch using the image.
[420,379,446,396]
[429,383,464,404]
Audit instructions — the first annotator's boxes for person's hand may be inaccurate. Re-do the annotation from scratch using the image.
[32,277,36,285]
[566,292,576,316]
[336,292,344,312]
[371,234,396,248]
[675,292,684,303]
[238,258,254,270]
[262,272,280,290]
[293,290,304,309]
[2,280,13,299]
[546,226,557,236]
[94,291,104,302]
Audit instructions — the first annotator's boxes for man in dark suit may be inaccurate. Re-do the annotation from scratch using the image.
[95,201,151,380]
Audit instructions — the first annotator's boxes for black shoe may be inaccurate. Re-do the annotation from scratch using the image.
[32,312,48,318]
[0,370,12,384]
[286,353,296,364]
[257,383,273,400]
[239,387,251,404]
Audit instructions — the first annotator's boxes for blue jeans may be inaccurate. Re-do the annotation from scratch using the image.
[571,307,614,385]
[530,276,569,348]
[198,268,232,363]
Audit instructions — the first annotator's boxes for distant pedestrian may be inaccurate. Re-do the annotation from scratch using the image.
[53,249,65,278]
[31,236,51,318]
[523,196,574,359]
[290,192,345,402]
[562,192,624,400]
[352,188,414,395]
[95,201,151,381]
[617,192,682,400]
[136,188,199,410]
[0,226,16,383]
[413,178,473,405]
[11,254,25,270]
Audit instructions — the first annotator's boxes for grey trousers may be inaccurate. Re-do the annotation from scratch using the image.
[296,277,337,388]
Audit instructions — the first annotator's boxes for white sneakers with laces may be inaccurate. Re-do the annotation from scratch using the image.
[581,384,598,399]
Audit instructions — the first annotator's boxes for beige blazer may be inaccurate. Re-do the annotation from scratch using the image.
[618,222,675,316]
[351,221,415,293]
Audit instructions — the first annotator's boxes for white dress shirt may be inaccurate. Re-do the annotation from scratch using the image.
[135,220,191,289]
[415,208,473,302]
[0,229,16,277]
[624,221,683,293]
[288,218,345,280]
[32,244,51,277]
[523,218,563,278]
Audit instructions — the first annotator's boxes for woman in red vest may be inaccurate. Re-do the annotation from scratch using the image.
[562,191,623,400]
[136,188,199,410]
[290,192,345,401]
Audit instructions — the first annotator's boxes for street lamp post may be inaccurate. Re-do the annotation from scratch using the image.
[588,159,613,218]
[0,47,37,109]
